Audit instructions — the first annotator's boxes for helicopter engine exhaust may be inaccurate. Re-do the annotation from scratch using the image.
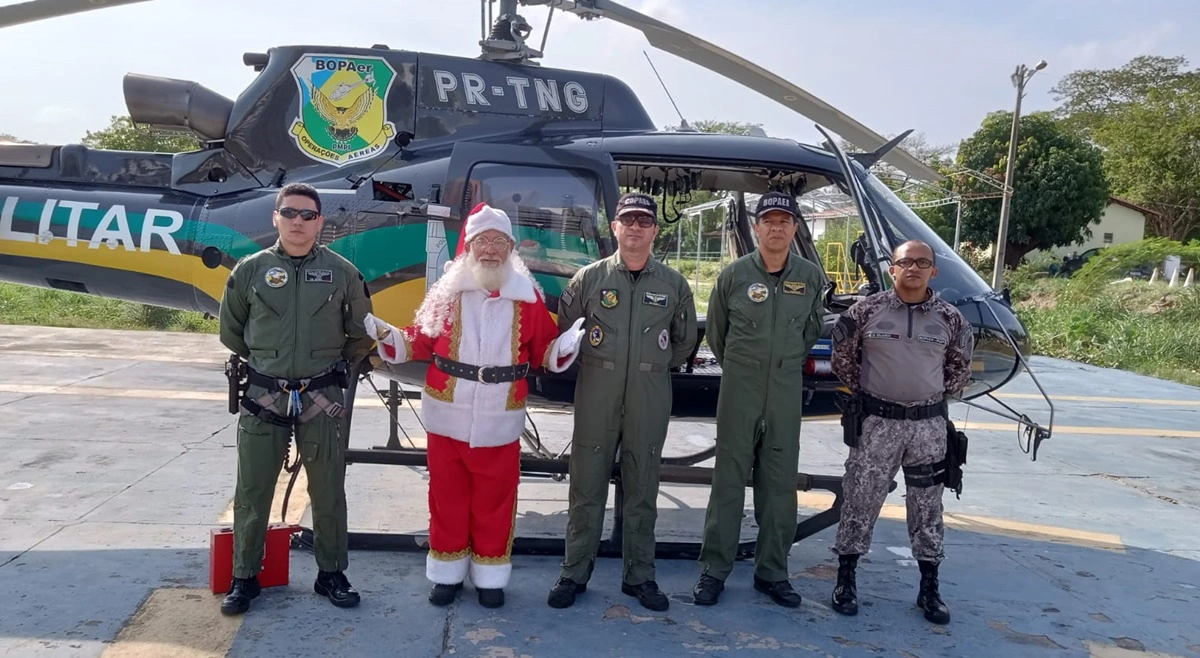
[123,73,233,143]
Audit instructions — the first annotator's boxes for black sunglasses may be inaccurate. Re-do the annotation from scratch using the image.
[616,214,657,228]
[277,206,320,221]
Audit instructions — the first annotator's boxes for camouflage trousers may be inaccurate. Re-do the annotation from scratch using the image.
[834,411,947,563]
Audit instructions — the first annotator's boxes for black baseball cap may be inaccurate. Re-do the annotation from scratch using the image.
[755,191,800,220]
[616,192,658,219]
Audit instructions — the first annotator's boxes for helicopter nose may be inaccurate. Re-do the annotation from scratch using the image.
[956,295,1029,401]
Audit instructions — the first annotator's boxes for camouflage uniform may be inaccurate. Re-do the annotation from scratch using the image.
[828,287,974,623]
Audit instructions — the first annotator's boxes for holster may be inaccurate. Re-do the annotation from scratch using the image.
[943,418,968,498]
[836,392,864,448]
[224,353,248,415]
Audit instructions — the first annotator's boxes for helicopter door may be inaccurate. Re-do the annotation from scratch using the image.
[441,142,620,308]
[812,125,894,292]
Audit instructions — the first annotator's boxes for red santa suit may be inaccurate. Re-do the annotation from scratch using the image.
[364,203,581,591]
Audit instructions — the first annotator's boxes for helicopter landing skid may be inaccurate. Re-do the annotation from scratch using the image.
[290,445,874,560]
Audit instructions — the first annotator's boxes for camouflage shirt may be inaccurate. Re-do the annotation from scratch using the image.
[830,288,974,403]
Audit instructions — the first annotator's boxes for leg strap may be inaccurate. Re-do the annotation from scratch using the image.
[299,390,346,423]
[903,459,949,488]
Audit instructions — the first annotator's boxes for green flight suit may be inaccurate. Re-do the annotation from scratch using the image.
[218,240,374,578]
[557,253,698,586]
[698,250,824,582]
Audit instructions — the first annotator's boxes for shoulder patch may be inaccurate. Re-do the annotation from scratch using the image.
[560,286,575,307]
[833,315,856,343]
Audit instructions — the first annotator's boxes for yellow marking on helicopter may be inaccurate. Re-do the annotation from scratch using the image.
[1,238,230,303]
[797,491,1125,552]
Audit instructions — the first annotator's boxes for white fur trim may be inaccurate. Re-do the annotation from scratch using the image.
[427,553,468,584]
[464,204,514,244]
[419,290,527,448]
[547,333,580,373]
[469,560,512,589]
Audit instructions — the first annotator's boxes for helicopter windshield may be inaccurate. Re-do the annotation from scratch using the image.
[856,166,994,302]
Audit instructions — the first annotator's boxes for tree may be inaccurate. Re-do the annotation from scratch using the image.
[81,115,199,153]
[951,111,1109,269]
[1092,84,1200,240]
[0,133,32,144]
[1050,55,1200,141]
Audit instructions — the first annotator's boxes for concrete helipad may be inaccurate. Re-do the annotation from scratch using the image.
[1,324,1198,658]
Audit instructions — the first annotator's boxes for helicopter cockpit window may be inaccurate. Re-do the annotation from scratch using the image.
[857,169,993,301]
[466,163,609,296]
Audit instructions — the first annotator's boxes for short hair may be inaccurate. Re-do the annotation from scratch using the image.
[275,182,322,215]
[893,239,935,265]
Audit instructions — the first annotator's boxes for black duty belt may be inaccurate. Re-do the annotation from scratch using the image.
[862,394,946,421]
[434,354,529,384]
[248,367,341,392]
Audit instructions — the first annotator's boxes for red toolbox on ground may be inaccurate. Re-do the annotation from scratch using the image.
[210,524,300,594]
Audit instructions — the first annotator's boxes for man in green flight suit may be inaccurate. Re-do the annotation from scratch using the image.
[692,191,826,607]
[547,192,698,612]
[217,182,374,615]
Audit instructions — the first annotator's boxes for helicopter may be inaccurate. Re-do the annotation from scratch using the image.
[0,0,1053,560]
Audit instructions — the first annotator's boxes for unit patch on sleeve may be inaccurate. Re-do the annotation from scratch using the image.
[643,291,668,307]
[782,280,807,295]
[305,268,334,283]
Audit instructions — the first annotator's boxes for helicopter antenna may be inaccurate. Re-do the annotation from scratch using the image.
[643,50,691,131]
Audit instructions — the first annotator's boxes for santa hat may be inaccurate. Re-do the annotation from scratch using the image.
[455,202,515,257]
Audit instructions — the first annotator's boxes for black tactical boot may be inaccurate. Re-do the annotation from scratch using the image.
[916,560,950,624]
[692,574,724,606]
[622,579,669,611]
[753,575,801,608]
[314,570,361,608]
[547,577,586,609]
[220,576,260,616]
[429,582,463,606]
[831,554,858,616]
[477,588,504,608]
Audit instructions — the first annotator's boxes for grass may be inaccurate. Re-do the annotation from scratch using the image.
[0,282,218,333]
[4,253,1200,389]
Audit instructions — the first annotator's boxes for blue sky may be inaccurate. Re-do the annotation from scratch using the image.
[1,0,1196,157]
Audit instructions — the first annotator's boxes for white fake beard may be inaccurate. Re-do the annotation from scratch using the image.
[467,253,512,291]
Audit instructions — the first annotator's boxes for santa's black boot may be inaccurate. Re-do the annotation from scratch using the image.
[916,560,950,624]
[831,554,858,616]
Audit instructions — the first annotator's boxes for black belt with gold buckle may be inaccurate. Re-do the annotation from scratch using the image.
[434,354,529,384]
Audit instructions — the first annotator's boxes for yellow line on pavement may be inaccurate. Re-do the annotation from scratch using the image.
[100,588,241,658]
[0,383,411,408]
[804,415,1200,439]
[996,392,1200,406]
[797,491,1125,552]
[0,349,224,365]
[1084,641,1188,657]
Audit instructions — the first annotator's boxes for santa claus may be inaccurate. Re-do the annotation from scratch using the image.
[363,203,584,609]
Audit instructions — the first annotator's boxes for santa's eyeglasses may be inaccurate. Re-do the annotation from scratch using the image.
[276,207,320,221]
[470,236,512,250]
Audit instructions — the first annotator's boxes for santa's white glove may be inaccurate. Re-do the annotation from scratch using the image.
[559,317,585,355]
[547,317,585,373]
[363,312,393,341]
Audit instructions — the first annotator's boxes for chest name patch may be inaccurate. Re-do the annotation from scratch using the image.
[865,331,901,341]
[305,269,333,283]
[782,280,806,295]
[917,334,947,345]
[643,291,668,307]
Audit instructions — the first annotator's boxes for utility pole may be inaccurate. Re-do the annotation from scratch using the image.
[991,59,1047,292]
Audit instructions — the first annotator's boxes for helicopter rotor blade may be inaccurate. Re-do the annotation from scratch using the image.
[0,0,153,29]
[521,0,943,182]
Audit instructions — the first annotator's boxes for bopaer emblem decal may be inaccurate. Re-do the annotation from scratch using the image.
[658,328,669,350]
[265,267,288,288]
[600,289,618,308]
[783,280,806,295]
[589,325,604,347]
[747,282,768,303]
[289,53,397,168]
